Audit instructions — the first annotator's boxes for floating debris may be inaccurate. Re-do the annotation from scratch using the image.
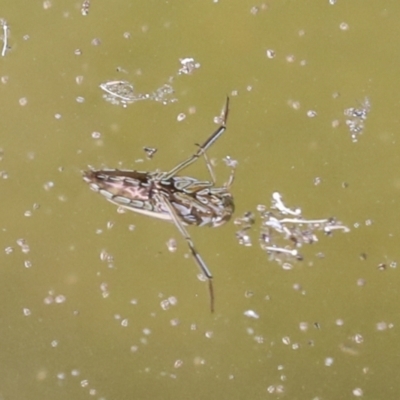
[100,57,203,107]
[152,83,176,104]
[100,80,144,106]
[259,192,350,263]
[344,97,371,142]
[100,80,176,107]
[235,193,349,264]
[143,146,157,159]
[178,57,200,75]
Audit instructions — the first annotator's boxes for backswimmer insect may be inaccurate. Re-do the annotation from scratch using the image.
[83,98,234,312]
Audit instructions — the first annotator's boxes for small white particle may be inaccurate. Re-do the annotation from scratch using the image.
[288,100,300,110]
[353,334,363,344]
[250,6,259,15]
[244,310,259,319]
[23,308,31,316]
[43,1,52,10]
[376,321,388,331]
[357,278,366,287]
[340,22,349,31]
[80,380,89,388]
[299,322,309,332]
[107,220,114,229]
[91,38,101,46]
[92,132,101,139]
[177,113,186,122]
[266,49,276,59]
[282,336,290,345]
[170,318,180,326]
[160,299,170,310]
[286,54,295,63]
[174,359,183,368]
[166,238,177,252]
[43,181,54,191]
[55,295,66,304]
[324,357,334,366]
[254,335,264,344]
[5,246,13,254]
[168,296,177,306]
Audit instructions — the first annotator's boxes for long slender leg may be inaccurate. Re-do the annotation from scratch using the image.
[195,143,216,184]
[163,97,230,180]
[202,151,216,184]
[155,193,215,313]
[224,158,237,189]
[199,145,236,187]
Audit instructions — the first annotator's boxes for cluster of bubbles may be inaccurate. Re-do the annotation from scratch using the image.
[344,97,371,142]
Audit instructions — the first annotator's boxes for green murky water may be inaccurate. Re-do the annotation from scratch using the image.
[1,1,400,399]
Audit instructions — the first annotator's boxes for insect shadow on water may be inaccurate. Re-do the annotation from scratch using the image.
[83,98,234,312]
